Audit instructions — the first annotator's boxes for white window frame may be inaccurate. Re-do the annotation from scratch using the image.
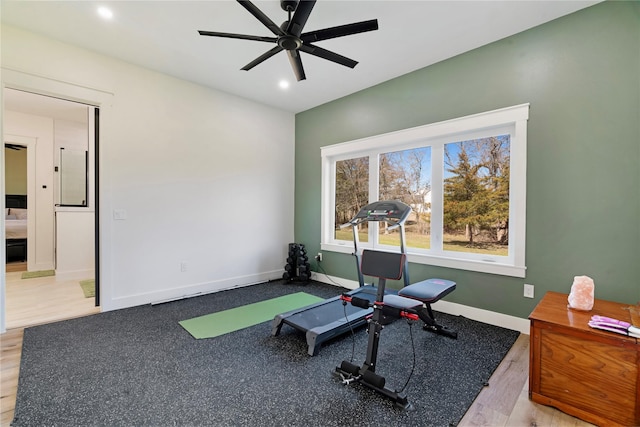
[320,103,529,278]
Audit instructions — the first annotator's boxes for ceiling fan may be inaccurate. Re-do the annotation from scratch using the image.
[5,144,25,151]
[198,0,379,81]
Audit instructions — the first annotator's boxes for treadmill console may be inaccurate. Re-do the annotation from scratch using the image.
[351,200,412,224]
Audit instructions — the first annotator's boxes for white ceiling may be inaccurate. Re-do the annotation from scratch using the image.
[2,0,600,114]
[4,88,90,123]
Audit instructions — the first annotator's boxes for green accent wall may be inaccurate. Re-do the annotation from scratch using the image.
[294,2,640,319]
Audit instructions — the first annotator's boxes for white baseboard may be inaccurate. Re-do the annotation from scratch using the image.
[102,270,530,335]
[311,272,530,335]
[431,299,530,334]
[102,270,282,311]
[28,262,55,273]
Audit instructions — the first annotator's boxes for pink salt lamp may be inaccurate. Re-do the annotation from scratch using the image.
[567,275,595,311]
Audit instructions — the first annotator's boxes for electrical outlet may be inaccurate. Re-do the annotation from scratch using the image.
[315,252,322,262]
[524,283,534,298]
[113,209,127,220]
[180,262,187,273]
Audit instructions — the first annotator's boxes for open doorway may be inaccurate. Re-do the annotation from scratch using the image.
[4,142,27,272]
[3,88,100,328]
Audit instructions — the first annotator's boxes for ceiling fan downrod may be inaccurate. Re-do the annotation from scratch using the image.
[279,0,300,50]
[280,0,298,13]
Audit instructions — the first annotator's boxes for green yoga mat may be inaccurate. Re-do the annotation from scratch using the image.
[21,270,55,279]
[79,279,95,298]
[179,292,324,339]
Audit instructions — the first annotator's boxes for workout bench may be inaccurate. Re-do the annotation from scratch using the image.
[335,249,456,409]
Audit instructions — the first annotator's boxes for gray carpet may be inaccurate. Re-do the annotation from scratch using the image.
[12,280,519,427]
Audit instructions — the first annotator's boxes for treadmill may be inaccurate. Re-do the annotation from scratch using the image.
[271,200,413,356]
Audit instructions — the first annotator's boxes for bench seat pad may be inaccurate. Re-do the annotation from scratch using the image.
[383,294,424,310]
[398,278,456,303]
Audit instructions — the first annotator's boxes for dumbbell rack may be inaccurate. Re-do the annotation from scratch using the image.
[282,243,311,283]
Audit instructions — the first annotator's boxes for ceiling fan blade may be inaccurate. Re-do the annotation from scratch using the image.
[301,19,378,43]
[287,50,306,81]
[286,0,316,37]
[299,44,358,68]
[241,45,284,71]
[237,0,285,36]
[198,30,276,43]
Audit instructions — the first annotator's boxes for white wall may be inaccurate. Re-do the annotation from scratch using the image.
[1,25,295,314]
[55,211,94,280]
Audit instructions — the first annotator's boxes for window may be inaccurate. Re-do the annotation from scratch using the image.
[334,156,369,242]
[321,104,529,277]
[443,136,510,256]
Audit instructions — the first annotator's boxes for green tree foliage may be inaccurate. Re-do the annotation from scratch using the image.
[444,136,510,245]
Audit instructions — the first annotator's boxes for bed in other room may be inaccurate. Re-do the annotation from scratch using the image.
[6,194,27,263]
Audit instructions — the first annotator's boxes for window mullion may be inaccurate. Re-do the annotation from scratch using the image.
[430,144,444,253]
[325,158,335,244]
[369,152,380,247]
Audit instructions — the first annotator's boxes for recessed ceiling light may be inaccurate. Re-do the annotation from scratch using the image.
[279,80,290,90]
[97,6,114,20]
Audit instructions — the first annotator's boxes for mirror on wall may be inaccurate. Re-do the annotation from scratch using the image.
[59,147,88,206]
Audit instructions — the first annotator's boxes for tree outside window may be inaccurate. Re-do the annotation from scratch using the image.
[443,136,510,255]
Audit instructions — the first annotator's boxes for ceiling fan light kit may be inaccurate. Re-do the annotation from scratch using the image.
[198,0,379,81]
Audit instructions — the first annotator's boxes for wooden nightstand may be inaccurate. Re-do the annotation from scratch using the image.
[529,291,639,426]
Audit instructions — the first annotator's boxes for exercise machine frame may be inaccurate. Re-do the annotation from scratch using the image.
[334,201,457,409]
[272,200,455,358]
[271,200,414,356]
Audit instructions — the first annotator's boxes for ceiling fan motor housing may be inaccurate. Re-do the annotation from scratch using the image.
[278,32,302,50]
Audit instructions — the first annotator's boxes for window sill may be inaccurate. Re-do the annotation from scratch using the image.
[321,242,526,278]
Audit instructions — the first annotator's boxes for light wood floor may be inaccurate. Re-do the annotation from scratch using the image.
[3,268,99,330]
[0,273,593,427]
[5,262,27,273]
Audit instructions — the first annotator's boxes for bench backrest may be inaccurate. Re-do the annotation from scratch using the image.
[360,249,405,280]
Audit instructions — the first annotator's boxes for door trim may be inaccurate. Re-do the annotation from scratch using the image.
[1,68,113,332]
